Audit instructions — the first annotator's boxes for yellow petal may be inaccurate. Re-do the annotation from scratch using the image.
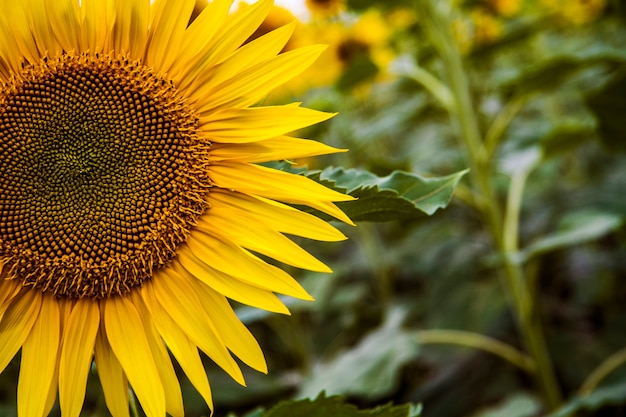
[183,21,294,100]
[145,0,195,73]
[152,270,245,385]
[43,353,61,417]
[176,0,232,67]
[197,45,327,114]
[0,11,23,75]
[112,0,150,60]
[0,2,40,63]
[209,162,354,224]
[24,0,63,57]
[137,310,185,417]
[179,0,271,85]
[203,21,295,87]
[174,251,290,314]
[0,278,21,321]
[200,106,334,143]
[59,299,100,417]
[208,189,348,242]
[186,232,312,299]
[136,287,214,412]
[209,136,346,163]
[18,296,60,417]
[197,212,331,273]
[203,0,273,65]
[187,278,267,373]
[104,296,165,417]
[44,0,81,53]
[0,289,42,374]
[94,328,130,417]
[43,300,70,417]
[80,0,113,53]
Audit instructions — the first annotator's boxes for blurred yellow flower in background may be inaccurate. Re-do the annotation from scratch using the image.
[306,0,346,19]
[489,0,521,17]
[452,6,504,54]
[541,0,607,24]
[470,7,503,45]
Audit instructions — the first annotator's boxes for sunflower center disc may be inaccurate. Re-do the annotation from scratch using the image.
[0,53,210,298]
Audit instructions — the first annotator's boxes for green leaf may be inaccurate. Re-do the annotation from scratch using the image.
[540,123,597,158]
[587,73,626,151]
[502,49,626,96]
[310,167,468,222]
[240,410,265,417]
[519,210,623,262]
[546,383,626,417]
[346,0,414,12]
[337,53,379,91]
[472,393,541,417]
[297,307,420,400]
[259,392,421,417]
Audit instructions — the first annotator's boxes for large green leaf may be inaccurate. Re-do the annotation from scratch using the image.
[308,167,468,222]
[242,392,421,417]
[297,308,420,400]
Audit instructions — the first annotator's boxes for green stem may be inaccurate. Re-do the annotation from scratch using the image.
[418,0,562,409]
[403,62,456,111]
[453,182,488,212]
[484,95,527,158]
[415,329,535,373]
[129,390,140,417]
[503,170,532,315]
[579,346,626,396]
[501,170,561,409]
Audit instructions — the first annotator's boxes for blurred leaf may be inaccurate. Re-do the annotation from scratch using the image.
[310,167,469,222]
[253,392,421,417]
[468,20,539,61]
[520,210,623,262]
[337,53,379,91]
[471,393,541,417]
[239,410,265,417]
[540,123,596,158]
[502,49,626,96]
[347,0,414,12]
[298,307,419,400]
[587,73,626,151]
[546,383,626,417]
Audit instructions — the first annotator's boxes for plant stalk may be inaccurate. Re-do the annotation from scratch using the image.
[418,0,562,409]
[415,329,535,373]
[579,346,626,396]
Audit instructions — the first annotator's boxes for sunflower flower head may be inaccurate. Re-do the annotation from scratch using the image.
[541,0,607,25]
[489,0,521,17]
[0,1,353,416]
[306,0,346,19]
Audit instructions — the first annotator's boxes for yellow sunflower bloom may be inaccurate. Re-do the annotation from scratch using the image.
[305,0,346,19]
[0,0,353,416]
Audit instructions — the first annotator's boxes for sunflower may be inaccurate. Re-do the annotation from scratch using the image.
[305,0,346,19]
[0,0,353,416]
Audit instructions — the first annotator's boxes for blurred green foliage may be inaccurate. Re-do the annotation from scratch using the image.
[2,0,625,416]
